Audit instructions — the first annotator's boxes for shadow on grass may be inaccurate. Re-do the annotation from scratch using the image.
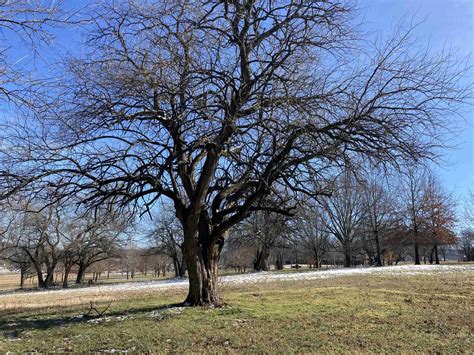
[1,302,184,339]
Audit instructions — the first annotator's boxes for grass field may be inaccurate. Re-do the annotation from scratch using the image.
[0,266,472,352]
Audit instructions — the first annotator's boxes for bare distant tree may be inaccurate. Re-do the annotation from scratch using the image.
[69,209,130,285]
[148,208,186,277]
[458,229,473,262]
[321,172,365,267]
[399,168,429,264]
[221,234,254,273]
[0,1,470,305]
[463,190,474,227]
[360,174,397,266]
[293,204,330,268]
[6,203,66,288]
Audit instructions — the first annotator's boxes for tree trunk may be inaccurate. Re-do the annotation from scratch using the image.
[182,220,222,306]
[173,255,187,277]
[374,230,382,267]
[429,246,434,264]
[275,252,284,270]
[311,250,321,269]
[36,269,44,288]
[343,243,352,268]
[76,262,86,284]
[414,242,420,265]
[254,248,270,271]
[20,268,25,288]
[43,270,54,288]
[63,268,70,288]
[434,244,440,264]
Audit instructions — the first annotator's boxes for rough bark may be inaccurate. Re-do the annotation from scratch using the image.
[182,215,223,306]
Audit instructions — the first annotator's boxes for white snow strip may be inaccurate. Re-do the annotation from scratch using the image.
[0,264,472,299]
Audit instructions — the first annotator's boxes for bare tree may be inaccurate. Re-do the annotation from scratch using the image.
[234,209,290,271]
[6,203,66,288]
[0,1,470,305]
[69,209,129,285]
[458,229,473,262]
[148,209,186,277]
[221,234,254,273]
[293,204,330,268]
[360,174,397,266]
[322,171,365,267]
[399,168,428,264]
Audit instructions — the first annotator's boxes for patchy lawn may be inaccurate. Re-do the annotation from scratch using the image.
[0,269,472,352]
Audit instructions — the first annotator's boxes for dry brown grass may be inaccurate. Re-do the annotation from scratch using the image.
[0,271,472,352]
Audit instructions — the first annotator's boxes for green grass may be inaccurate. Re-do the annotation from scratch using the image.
[0,272,472,352]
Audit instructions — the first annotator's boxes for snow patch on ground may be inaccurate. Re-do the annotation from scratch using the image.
[0,266,12,274]
[0,264,471,299]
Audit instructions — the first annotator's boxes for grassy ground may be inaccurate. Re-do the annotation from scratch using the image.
[0,272,174,292]
[0,270,472,352]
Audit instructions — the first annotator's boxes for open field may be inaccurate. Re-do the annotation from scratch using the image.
[0,265,472,352]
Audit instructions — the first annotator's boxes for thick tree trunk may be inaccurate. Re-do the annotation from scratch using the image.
[182,220,222,306]
[312,250,321,268]
[76,263,86,284]
[343,243,352,268]
[434,244,440,265]
[414,242,420,265]
[254,247,270,271]
[43,270,55,288]
[63,268,70,288]
[275,252,284,270]
[36,269,44,288]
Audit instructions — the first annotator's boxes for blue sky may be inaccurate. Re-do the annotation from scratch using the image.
[359,0,474,201]
[4,0,474,203]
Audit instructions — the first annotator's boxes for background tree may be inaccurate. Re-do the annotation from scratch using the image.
[238,210,290,271]
[399,168,429,264]
[0,1,469,305]
[7,203,65,288]
[293,204,330,268]
[458,229,473,261]
[322,171,365,267]
[66,209,129,285]
[148,209,186,277]
[422,175,457,264]
[360,174,397,266]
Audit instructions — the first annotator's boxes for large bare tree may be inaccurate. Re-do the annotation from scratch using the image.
[0,1,470,305]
